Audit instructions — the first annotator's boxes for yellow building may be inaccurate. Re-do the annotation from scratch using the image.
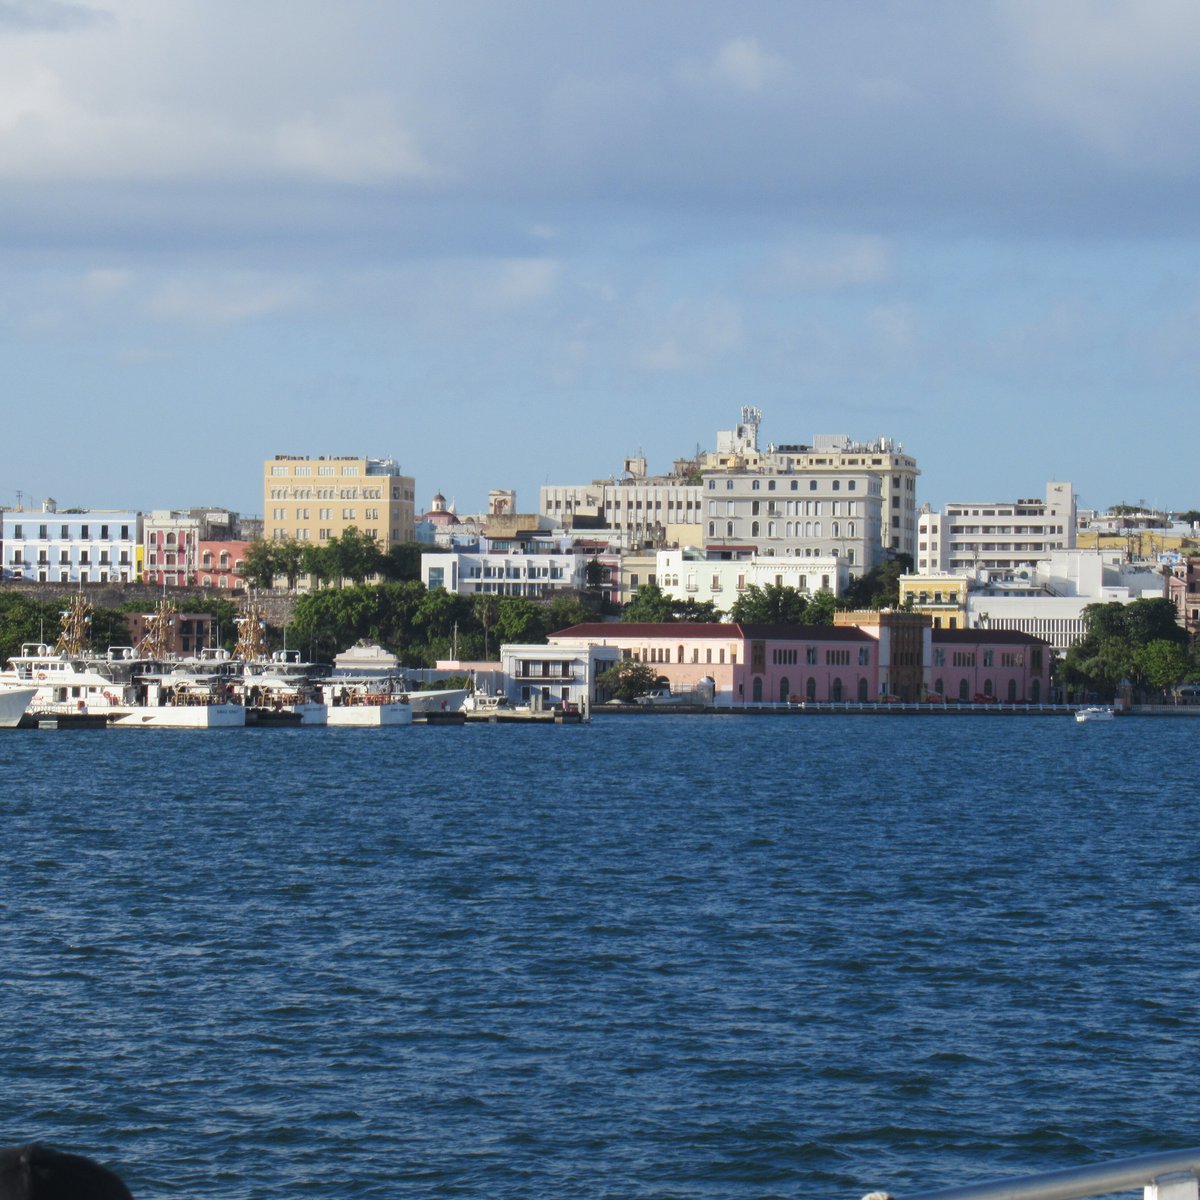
[898,573,970,630]
[263,455,416,547]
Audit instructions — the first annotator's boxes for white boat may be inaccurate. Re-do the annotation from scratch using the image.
[1075,705,1116,723]
[240,651,327,726]
[3,643,246,729]
[0,684,36,727]
[321,678,413,727]
[328,641,454,721]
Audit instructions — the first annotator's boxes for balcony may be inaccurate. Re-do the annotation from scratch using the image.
[514,667,576,681]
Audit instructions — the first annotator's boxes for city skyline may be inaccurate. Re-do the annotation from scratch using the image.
[3,2,1198,517]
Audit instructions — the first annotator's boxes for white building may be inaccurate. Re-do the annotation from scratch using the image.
[701,410,920,559]
[495,642,621,709]
[918,482,1076,575]
[656,548,848,614]
[966,548,1166,651]
[2,504,142,584]
[422,543,590,597]
[700,469,883,574]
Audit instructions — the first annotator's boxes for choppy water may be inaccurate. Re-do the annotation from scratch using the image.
[1,715,1198,1199]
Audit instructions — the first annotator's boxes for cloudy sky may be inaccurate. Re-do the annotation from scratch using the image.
[3,0,1198,518]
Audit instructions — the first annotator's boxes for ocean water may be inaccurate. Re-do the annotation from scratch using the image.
[1,715,1197,1199]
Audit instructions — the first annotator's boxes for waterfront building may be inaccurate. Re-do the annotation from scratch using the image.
[656,547,847,613]
[2,503,141,584]
[546,615,1050,706]
[263,454,415,548]
[917,483,1076,575]
[498,642,621,709]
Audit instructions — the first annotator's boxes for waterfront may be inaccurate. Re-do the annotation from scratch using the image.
[2,717,1197,1199]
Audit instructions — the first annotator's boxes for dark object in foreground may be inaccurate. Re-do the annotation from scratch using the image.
[0,1145,132,1199]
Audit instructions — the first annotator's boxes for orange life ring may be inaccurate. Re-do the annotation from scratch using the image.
[37,672,46,681]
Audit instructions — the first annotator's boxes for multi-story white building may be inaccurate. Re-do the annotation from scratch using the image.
[918,483,1076,576]
[422,543,590,598]
[263,454,416,547]
[701,410,920,560]
[657,548,848,613]
[2,504,142,584]
[700,469,883,575]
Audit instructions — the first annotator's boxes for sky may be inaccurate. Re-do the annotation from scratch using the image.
[3,0,1199,519]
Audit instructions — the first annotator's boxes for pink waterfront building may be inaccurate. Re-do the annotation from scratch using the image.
[548,615,1051,706]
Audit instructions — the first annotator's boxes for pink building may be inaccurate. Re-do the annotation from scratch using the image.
[549,617,1051,706]
[198,540,249,590]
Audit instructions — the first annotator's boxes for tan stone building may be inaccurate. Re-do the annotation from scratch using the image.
[263,455,416,547]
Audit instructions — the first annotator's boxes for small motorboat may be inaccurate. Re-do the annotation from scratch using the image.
[1075,706,1115,723]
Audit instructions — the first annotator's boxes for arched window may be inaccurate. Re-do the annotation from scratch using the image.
[959,679,970,701]
[752,676,763,702]
[806,677,816,701]
[677,645,684,663]
[767,521,776,537]
[1007,679,1017,703]
[984,679,993,697]
[708,522,715,536]
[1031,678,1041,703]
[726,522,734,536]
[858,678,868,702]
[751,521,759,537]
[935,678,944,695]
[832,522,839,538]
[779,677,790,703]
[832,678,843,702]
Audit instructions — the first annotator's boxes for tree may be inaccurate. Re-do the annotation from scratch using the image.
[472,594,500,659]
[729,582,810,625]
[1138,640,1191,692]
[326,527,384,585]
[380,542,429,582]
[242,539,278,589]
[842,553,914,610]
[621,582,674,622]
[595,659,659,702]
[274,540,305,591]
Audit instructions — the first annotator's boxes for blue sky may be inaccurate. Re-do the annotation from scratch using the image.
[3,0,1199,518]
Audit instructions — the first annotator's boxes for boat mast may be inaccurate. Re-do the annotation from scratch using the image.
[54,594,93,657]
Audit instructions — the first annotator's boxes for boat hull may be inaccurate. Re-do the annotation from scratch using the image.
[0,687,37,728]
[109,704,246,728]
[326,703,413,727]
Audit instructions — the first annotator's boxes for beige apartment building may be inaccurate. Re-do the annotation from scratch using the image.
[263,455,416,547]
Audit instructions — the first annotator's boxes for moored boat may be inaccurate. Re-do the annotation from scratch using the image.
[0,684,37,728]
[1075,705,1116,723]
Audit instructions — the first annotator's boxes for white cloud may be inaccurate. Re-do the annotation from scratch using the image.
[769,236,893,291]
[145,275,311,326]
[678,35,790,95]
[273,94,434,184]
[471,258,561,309]
[998,0,1200,167]
[634,299,743,373]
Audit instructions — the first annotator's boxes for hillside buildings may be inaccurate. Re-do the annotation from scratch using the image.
[539,408,918,574]
[263,454,416,548]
